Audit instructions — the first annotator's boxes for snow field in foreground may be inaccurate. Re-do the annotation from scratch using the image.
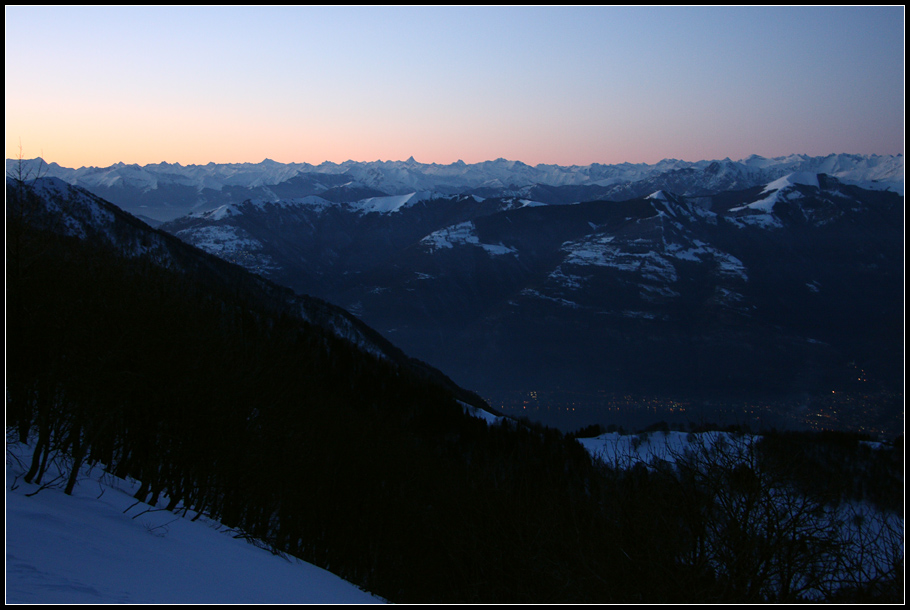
[5,442,384,604]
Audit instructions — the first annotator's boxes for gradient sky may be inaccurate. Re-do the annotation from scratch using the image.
[5,6,905,168]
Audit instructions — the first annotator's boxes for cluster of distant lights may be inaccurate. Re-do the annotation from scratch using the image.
[494,392,696,414]
[488,383,898,438]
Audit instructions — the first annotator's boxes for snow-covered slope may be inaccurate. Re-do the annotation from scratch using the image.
[350,190,443,214]
[6,176,180,264]
[420,220,519,256]
[5,442,384,604]
[575,429,749,467]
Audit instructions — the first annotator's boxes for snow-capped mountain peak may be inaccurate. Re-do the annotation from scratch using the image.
[646,190,671,202]
[760,172,820,194]
[350,190,442,214]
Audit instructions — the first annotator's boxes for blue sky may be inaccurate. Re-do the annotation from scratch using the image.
[5,6,904,167]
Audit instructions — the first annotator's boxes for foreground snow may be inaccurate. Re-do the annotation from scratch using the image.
[575,429,744,467]
[5,443,383,604]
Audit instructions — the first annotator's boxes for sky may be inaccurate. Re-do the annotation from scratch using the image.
[5,6,905,168]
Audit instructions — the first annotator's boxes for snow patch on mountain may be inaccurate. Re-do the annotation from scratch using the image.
[620,310,667,320]
[727,172,826,229]
[664,240,748,282]
[560,235,679,283]
[420,221,518,256]
[350,190,441,214]
[27,177,118,239]
[712,286,746,306]
[646,190,670,202]
[761,172,820,193]
[175,225,278,275]
[8,177,183,266]
[176,225,259,254]
[194,204,236,221]
[728,209,784,229]
[519,288,581,309]
[193,196,337,221]
[554,218,748,297]
[548,268,588,290]
[639,284,681,300]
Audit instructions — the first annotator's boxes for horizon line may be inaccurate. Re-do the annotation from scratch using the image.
[8,151,904,171]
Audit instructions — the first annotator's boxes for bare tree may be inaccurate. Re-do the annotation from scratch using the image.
[593,430,903,601]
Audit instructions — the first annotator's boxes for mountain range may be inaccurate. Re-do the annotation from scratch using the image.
[13,153,903,223]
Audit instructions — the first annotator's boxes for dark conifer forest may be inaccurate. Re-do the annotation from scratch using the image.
[6,178,903,602]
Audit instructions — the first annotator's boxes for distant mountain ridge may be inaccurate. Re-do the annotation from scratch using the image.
[8,153,903,221]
